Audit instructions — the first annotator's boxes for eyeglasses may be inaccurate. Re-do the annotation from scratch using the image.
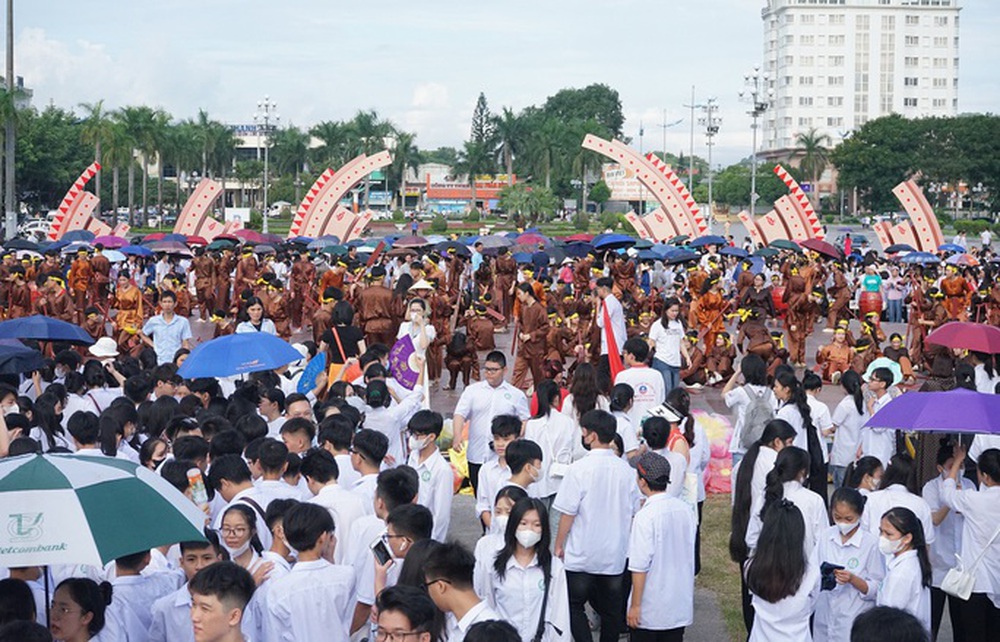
[375,629,425,641]
[219,526,248,537]
[424,578,451,589]
[50,603,82,618]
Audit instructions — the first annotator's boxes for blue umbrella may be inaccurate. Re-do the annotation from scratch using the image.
[650,244,677,257]
[0,339,44,374]
[512,252,532,264]
[286,236,314,246]
[733,256,765,278]
[307,236,341,250]
[638,250,659,261]
[899,252,938,265]
[720,246,749,258]
[121,245,154,257]
[592,233,636,250]
[663,249,701,265]
[178,333,304,378]
[62,230,95,243]
[563,242,593,258]
[938,243,965,253]
[689,234,727,248]
[0,315,95,345]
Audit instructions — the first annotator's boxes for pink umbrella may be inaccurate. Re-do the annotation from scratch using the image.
[515,232,550,247]
[232,229,265,243]
[92,235,128,249]
[146,240,194,257]
[394,235,430,248]
[186,236,209,246]
[926,321,1000,354]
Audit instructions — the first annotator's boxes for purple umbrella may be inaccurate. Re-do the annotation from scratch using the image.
[865,389,1000,434]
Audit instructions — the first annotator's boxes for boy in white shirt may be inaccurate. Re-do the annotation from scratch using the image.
[502,438,543,495]
[614,337,666,428]
[262,503,357,641]
[188,561,256,642]
[317,415,361,488]
[149,533,224,642]
[474,415,519,529]
[423,542,500,642]
[108,549,181,641]
[406,410,454,541]
[302,448,366,564]
[251,440,300,509]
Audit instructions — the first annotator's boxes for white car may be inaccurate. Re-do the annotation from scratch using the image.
[18,219,50,240]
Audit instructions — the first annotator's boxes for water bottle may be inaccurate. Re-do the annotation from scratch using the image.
[187,468,209,508]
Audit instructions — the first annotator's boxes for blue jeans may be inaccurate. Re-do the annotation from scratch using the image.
[830,464,847,489]
[652,358,680,392]
[886,298,903,323]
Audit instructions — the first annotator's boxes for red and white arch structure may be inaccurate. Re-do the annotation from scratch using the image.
[581,135,709,241]
[872,180,944,252]
[172,179,243,240]
[288,151,393,241]
[737,164,826,246]
[48,162,129,240]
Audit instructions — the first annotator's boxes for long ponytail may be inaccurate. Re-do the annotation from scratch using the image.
[841,370,864,415]
[762,446,810,517]
[666,387,695,447]
[729,419,797,563]
[775,370,824,498]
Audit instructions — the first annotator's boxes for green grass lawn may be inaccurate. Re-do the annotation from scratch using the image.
[697,494,745,642]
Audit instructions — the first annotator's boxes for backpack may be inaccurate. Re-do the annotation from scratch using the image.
[740,386,775,450]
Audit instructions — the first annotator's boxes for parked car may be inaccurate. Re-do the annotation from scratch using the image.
[18,218,50,240]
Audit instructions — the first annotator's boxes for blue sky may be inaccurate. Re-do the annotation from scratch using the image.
[11,0,999,166]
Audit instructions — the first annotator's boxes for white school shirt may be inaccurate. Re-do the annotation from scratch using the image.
[830,396,866,467]
[407,447,454,541]
[246,551,292,641]
[807,394,832,464]
[150,583,258,642]
[922,475,965,587]
[552,448,641,574]
[364,385,425,465]
[627,493,696,631]
[308,483,367,565]
[213,487,274,551]
[746,480,828,554]
[446,600,501,642]
[453,380,531,465]
[749,553,821,642]
[596,294,626,354]
[351,474,378,515]
[334,453,361,488]
[861,394,895,467]
[861,484,936,545]
[777,402,826,462]
[813,526,884,642]
[262,559,356,642]
[649,318,684,367]
[941,479,1000,606]
[475,459,512,518]
[724,384,773,455]
[523,411,576,497]
[651,447,688,500]
[969,434,1000,463]
[265,415,286,439]
[612,411,640,454]
[482,552,572,642]
[688,419,711,502]
[877,550,931,633]
[343,514,394,607]
[614,365,665,430]
[109,572,178,641]
[473,533,505,600]
[253,479,302,510]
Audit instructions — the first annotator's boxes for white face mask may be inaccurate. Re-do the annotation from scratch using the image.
[491,514,509,535]
[3,404,16,416]
[835,521,858,536]
[515,528,542,549]
[527,465,540,483]
[878,535,904,556]
[222,540,250,560]
[408,434,429,452]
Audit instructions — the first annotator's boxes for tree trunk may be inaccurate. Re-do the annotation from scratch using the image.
[127,162,135,227]
[112,166,120,216]
[95,142,102,212]
[505,143,513,185]
[470,179,477,212]
[142,158,149,227]
[157,151,164,217]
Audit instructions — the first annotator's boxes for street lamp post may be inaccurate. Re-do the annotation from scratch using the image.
[4,0,14,240]
[682,86,704,193]
[253,97,279,234]
[739,67,773,214]
[698,98,721,224]
[294,176,304,208]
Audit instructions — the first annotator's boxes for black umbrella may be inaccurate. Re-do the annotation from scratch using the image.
[4,238,40,252]
[434,241,471,258]
[885,243,916,254]
[0,340,44,374]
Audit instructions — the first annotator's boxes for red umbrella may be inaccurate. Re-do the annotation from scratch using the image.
[515,232,550,247]
[563,233,593,243]
[147,241,194,257]
[394,235,430,248]
[800,238,843,259]
[927,322,1000,354]
[186,236,209,246]
[232,229,265,243]
[142,232,167,243]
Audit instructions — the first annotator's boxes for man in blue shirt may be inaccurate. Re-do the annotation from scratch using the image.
[140,290,193,365]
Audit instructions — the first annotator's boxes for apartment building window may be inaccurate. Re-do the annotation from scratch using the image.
[783,75,793,86]
[905,15,920,26]
[785,14,795,24]
[784,34,794,45]
[800,76,814,86]
[933,78,947,88]
[905,56,919,67]
[934,16,949,27]
[828,76,844,86]
[830,56,844,67]
[801,35,815,46]
[933,58,947,68]
[882,15,895,29]
[799,97,814,107]
[905,35,919,46]
[828,96,844,107]
[829,35,845,46]
[934,36,948,47]
[904,77,918,87]
[802,15,815,25]
[784,117,793,127]
[785,55,795,65]
[904,98,918,107]
[932,99,946,108]
[801,56,815,67]
[829,14,845,25]
[827,117,844,127]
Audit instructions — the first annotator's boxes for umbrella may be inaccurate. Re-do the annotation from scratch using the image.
[386,246,419,258]
[720,246,749,258]
[563,242,593,258]
[0,339,44,374]
[515,232,550,247]
[885,243,916,254]
[60,242,93,255]
[898,252,938,265]
[733,256,766,276]
[946,253,979,267]
[103,250,127,263]
[926,322,1000,354]
[801,238,843,259]
[689,234,727,248]
[252,244,277,255]
[394,235,431,249]
[307,236,341,250]
[667,235,690,245]
[161,233,187,243]
[938,243,965,253]
[563,233,593,243]
[186,236,209,246]
[0,315,95,345]
[62,230,95,243]
[92,235,129,249]
[512,252,532,264]
[141,232,166,243]
[4,238,40,252]
[0,453,206,568]
[321,245,349,256]
[865,389,1000,435]
[286,236,314,246]
[633,239,653,250]
[147,241,194,257]
[232,229,266,244]
[592,233,637,251]
[435,241,471,258]
[638,250,659,261]
[769,239,802,252]
[663,249,701,265]
[476,235,514,251]
[177,332,306,378]
[863,357,904,387]
[121,245,154,257]
[754,247,779,257]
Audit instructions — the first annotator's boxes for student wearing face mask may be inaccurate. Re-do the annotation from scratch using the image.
[875,507,933,634]
[474,486,530,596]
[406,409,452,542]
[860,454,935,547]
[262,503,357,642]
[217,504,272,586]
[844,456,883,497]
[481,497,570,642]
[813,488,884,642]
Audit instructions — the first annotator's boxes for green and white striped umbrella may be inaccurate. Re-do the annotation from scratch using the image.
[0,454,207,568]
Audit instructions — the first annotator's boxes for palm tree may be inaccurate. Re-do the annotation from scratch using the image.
[309,120,351,170]
[102,121,133,218]
[349,110,393,208]
[113,107,143,226]
[272,125,310,204]
[79,100,113,209]
[526,117,564,190]
[211,125,238,217]
[391,131,420,211]
[491,107,522,185]
[234,160,263,207]
[794,127,832,208]
[164,120,200,206]
[150,109,172,216]
[453,141,494,211]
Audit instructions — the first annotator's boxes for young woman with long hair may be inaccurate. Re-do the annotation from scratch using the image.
[648,297,688,392]
[773,369,827,502]
[523,380,579,517]
[722,354,773,467]
[829,370,866,489]
[845,456,884,497]
[860,453,935,547]
[876,507,933,634]
[560,363,608,458]
[746,446,829,555]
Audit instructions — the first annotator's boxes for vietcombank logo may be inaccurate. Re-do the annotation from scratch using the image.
[1,512,68,555]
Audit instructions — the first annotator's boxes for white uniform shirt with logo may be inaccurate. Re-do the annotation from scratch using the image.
[614,365,665,430]
[475,458,512,518]
[877,549,931,633]
[522,411,576,498]
[454,380,530,465]
[262,559,356,642]
[861,484,936,545]
[941,479,1000,605]
[749,553,821,642]
[813,525,884,642]
[481,551,571,642]
[308,483,367,565]
[407,447,454,541]
[922,474,965,587]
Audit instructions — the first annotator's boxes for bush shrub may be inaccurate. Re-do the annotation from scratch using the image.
[248,210,263,231]
[573,211,590,231]
[429,214,448,233]
[953,219,990,235]
[599,211,620,230]
[467,208,481,223]
[392,209,405,222]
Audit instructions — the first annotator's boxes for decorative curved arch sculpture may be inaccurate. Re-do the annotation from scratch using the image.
[872,180,944,252]
[290,151,393,240]
[48,162,117,240]
[173,179,243,240]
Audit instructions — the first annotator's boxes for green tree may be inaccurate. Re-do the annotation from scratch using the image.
[831,114,922,214]
[422,146,458,166]
[272,125,311,203]
[78,100,113,210]
[542,84,625,139]
[454,140,494,211]
[470,92,494,145]
[390,131,420,210]
[234,160,263,207]
[310,120,352,170]
[15,105,91,210]
[589,180,611,213]
[794,127,831,208]
[491,107,522,185]
[348,109,394,208]
[150,109,172,215]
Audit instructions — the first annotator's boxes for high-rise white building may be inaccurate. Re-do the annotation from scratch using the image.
[762,0,961,154]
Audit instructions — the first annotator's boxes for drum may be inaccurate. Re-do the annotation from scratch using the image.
[772,286,788,316]
[859,291,883,318]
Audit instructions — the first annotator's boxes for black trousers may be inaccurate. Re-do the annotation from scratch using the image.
[566,570,625,642]
[930,586,964,641]
[468,461,482,496]
[630,627,684,642]
[740,565,755,636]
[958,592,1000,642]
